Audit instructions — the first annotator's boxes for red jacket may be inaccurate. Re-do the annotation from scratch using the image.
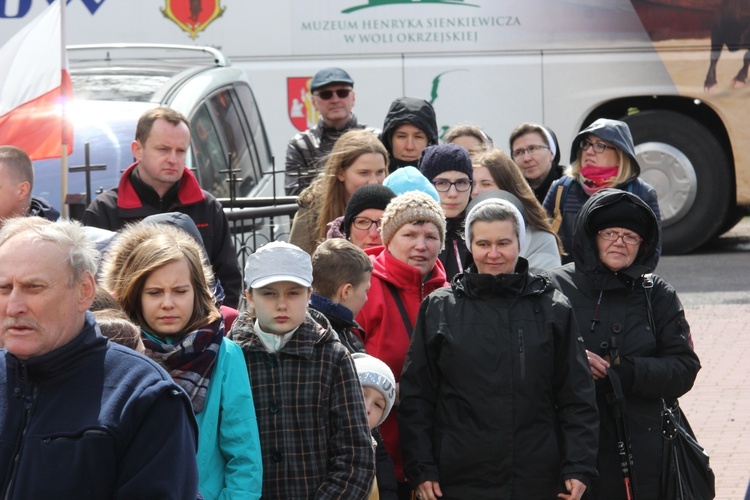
[355,246,448,482]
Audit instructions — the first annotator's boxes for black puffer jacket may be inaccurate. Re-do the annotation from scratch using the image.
[545,190,701,499]
[380,97,438,172]
[399,259,598,499]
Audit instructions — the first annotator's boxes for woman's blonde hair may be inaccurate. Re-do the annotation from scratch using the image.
[100,224,220,335]
[443,123,493,154]
[302,130,389,244]
[474,149,563,253]
[570,134,636,186]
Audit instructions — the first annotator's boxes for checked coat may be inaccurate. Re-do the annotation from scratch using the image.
[232,309,374,499]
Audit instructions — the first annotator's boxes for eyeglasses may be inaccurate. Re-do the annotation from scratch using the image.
[580,139,617,154]
[432,179,473,192]
[352,216,381,231]
[597,230,642,245]
[511,144,550,158]
[313,88,352,100]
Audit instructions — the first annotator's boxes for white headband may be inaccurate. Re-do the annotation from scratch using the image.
[465,198,526,252]
[540,126,557,159]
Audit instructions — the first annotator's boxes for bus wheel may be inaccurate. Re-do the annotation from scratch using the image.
[623,110,732,254]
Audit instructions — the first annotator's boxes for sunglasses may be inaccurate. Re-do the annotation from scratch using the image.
[313,88,352,100]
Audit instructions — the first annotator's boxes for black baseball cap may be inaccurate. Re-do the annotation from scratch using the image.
[310,67,354,92]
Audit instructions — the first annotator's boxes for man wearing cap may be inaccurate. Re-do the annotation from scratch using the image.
[285,67,380,196]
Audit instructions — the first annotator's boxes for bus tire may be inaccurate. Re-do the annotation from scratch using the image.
[623,110,732,254]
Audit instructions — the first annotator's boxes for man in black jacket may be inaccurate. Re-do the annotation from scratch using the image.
[0,146,60,225]
[284,67,379,195]
[82,107,242,308]
[0,217,199,499]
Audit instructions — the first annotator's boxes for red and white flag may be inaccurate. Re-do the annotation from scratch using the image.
[0,0,72,161]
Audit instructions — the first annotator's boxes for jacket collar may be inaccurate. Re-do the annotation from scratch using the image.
[116,162,206,210]
[453,258,548,299]
[368,246,448,291]
[6,312,107,382]
[233,309,334,359]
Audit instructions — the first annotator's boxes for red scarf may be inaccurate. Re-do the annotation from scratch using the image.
[581,165,619,196]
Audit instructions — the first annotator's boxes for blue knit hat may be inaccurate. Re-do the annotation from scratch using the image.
[383,166,440,202]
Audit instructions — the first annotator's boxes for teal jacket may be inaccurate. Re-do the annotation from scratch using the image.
[195,337,263,499]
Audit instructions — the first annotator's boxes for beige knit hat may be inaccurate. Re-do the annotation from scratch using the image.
[380,190,446,250]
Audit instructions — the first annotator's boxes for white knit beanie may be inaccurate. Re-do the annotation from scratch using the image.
[380,190,446,250]
[464,198,526,251]
[352,353,396,427]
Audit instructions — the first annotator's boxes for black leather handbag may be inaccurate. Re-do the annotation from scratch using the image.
[660,399,716,500]
[640,274,716,500]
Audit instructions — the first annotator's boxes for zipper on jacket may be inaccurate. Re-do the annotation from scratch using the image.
[4,365,38,500]
[517,327,526,381]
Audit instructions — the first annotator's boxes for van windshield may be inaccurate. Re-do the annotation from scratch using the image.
[71,72,171,102]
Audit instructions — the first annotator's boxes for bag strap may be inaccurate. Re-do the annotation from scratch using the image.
[385,282,413,337]
[551,185,565,233]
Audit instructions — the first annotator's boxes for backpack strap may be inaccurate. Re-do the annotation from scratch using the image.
[551,177,573,234]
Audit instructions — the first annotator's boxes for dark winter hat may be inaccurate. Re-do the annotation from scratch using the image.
[142,212,204,248]
[380,191,446,250]
[310,67,354,92]
[418,143,473,182]
[588,197,652,240]
[342,184,396,237]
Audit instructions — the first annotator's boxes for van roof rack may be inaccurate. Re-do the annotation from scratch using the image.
[67,44,228,67]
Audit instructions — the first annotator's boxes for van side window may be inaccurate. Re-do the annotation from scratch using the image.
[190,104,228,198]
[234,84,273,175]
[208,88,260,197]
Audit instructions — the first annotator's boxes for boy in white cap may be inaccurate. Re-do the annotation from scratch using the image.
[231,241,374,498]
[353,353,398,500]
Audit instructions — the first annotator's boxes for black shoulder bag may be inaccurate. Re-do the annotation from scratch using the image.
[641,274,716,500]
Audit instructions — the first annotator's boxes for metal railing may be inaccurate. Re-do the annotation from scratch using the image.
[219,196,299,270]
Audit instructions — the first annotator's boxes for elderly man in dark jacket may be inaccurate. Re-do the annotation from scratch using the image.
[545,189,701,499]
[285,67,379,196]
[0,217,199,499]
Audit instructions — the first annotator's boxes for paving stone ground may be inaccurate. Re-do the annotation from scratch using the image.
[680,303,750,500]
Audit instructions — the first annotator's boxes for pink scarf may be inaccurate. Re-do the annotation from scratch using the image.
[581,165,619,196]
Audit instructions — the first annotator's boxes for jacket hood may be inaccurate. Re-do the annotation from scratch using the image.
[572,188,659,274]
[28,196,60,221]
[380,97,439,159]
[570,118,640,176]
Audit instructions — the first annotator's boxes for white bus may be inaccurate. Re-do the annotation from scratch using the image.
[1,0,748,253]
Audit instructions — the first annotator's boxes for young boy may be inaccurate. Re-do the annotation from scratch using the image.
[231,241,374,498]
[310,238,373,353]
[352,353,399,500]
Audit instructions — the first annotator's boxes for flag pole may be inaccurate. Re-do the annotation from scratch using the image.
[60,0,69,219]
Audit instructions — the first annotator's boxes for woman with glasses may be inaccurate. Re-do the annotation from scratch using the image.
[418,143,474,281]
[509,122,564,203]
[326,183,396,249]
[470,148,562,272]
[542,118,662,265]
[290,129,389,255]
[545,189,700,499]
[399,197,598,500]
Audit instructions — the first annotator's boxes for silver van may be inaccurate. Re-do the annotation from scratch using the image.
[33,44,281,213]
